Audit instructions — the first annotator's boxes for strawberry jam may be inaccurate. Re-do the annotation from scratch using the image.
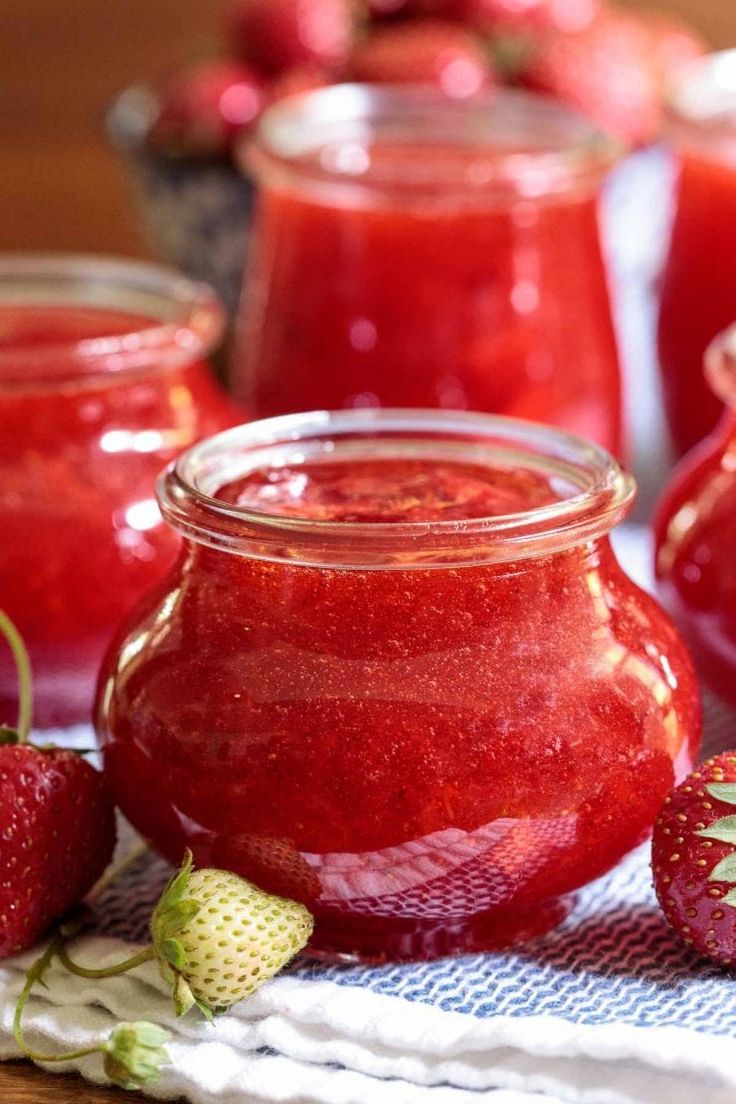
[231,86,623,454]
[98,410,700,961]
[658,51,736,455]
[655,327,736,706]
[0,255,240,729]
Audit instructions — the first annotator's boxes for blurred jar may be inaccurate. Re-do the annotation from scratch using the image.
[231,85,624,453]
[0,254,240,728]
[658,51,736,457]
[655,325,736,706]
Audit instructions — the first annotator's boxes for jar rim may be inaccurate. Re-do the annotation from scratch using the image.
[706,325,736,405]
[158,409,636,569]
[244,84,620,202]
[665,50,736,151]
[0,253,224,389]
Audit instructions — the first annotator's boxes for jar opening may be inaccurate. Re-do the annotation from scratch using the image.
[159,410,635,568]
[706,326,736,406]
[0,254,224,390]
[245,84,620,203]
[666,51,736,160]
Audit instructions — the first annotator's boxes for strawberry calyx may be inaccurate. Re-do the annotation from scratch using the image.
[150,850,212,1020]
[695,782,736,907]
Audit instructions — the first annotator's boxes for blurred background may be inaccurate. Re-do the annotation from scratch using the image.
[0,0,733,259]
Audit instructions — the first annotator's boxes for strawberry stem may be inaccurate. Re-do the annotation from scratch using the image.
[0,609,32,742]
[57,944,156,979]
[13,932,106,1065]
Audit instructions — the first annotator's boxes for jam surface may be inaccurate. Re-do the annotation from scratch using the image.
[0,303,238,728]
[655,415,736,705]
[658,153,736,455]
[100,450,700,961]
[219,456,564,522]
[232,145,622,453]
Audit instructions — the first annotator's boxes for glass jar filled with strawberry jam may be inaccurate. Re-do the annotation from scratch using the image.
[659,51,736,456]
[98,410,699,962]
[0,254,240,729]
[231,86,623,454]
[655,327,736,705]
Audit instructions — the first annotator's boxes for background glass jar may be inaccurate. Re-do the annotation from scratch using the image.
[655,326,736,706]
[0,254,240,729]
[98,409,699,963]
[231,86,623,454]
[658,51,736,457]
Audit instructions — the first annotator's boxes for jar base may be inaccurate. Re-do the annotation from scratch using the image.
[305,895,576,965]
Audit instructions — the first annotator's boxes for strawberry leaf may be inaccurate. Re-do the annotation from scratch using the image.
[708,854,736,883]
[195,999,215,1023]
[696,816,736,845]
[160,938,187,970]
[706,783,736,806]
[0,725,19,745]
[722,888,736,910]
[158,899,200,937]
[156,851,194,914]
[172,974,196,1018]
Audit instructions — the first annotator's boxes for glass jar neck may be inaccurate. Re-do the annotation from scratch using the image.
[158,410,635,570]
[0,254,223,392]
[244,85,620,207]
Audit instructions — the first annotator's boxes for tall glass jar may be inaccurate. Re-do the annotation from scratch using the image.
[658,51,736,456]
[655,326,736,705]
[231,86,623,454]
[0,254,240,729]
[98,410,699,963]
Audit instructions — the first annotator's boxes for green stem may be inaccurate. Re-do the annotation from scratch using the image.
[0,609,32,742]
[57,944,156,979]
[13,933,105,1065]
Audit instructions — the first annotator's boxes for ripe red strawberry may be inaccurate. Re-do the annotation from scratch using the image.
[228,0,355,76]
[150,61,265,157]
[0,610,116,958]
[265,63,335,108]
[0,740,116,957]
[652,753,736,967]
[412,0,597,32]
[350,19,495,97]
[520,8,705,146]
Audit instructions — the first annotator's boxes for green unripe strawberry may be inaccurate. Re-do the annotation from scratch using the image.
[151,851,314,1018]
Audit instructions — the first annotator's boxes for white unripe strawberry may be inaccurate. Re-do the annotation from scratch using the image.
[151,851,314,1017]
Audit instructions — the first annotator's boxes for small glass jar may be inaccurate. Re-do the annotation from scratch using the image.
[231,86,623,454]
[98,409,699,963]
[0,254,241,729]
[655,327,736,705]
[658,51,736,456]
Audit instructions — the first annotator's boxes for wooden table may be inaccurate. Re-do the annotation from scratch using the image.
[0,1060,167,1102]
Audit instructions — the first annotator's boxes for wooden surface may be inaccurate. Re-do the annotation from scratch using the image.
[0,1060,153,1102]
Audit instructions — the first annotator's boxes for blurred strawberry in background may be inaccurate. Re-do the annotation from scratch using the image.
[145,0,706,158]
[520,8,706,145]
[350,19,495,94]
[228,0,356,73]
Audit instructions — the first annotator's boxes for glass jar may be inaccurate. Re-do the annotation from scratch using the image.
[231,86,623,454]
[655,326,736,705]
[658,51,736,456]
[0,254,241,729]
[97,409,699,963]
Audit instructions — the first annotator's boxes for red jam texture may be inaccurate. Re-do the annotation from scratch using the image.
[0,304,239,728]
[655,414,736,705]
[232,145,622,453]
[100,454,699,961]
[658,153,736,455]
